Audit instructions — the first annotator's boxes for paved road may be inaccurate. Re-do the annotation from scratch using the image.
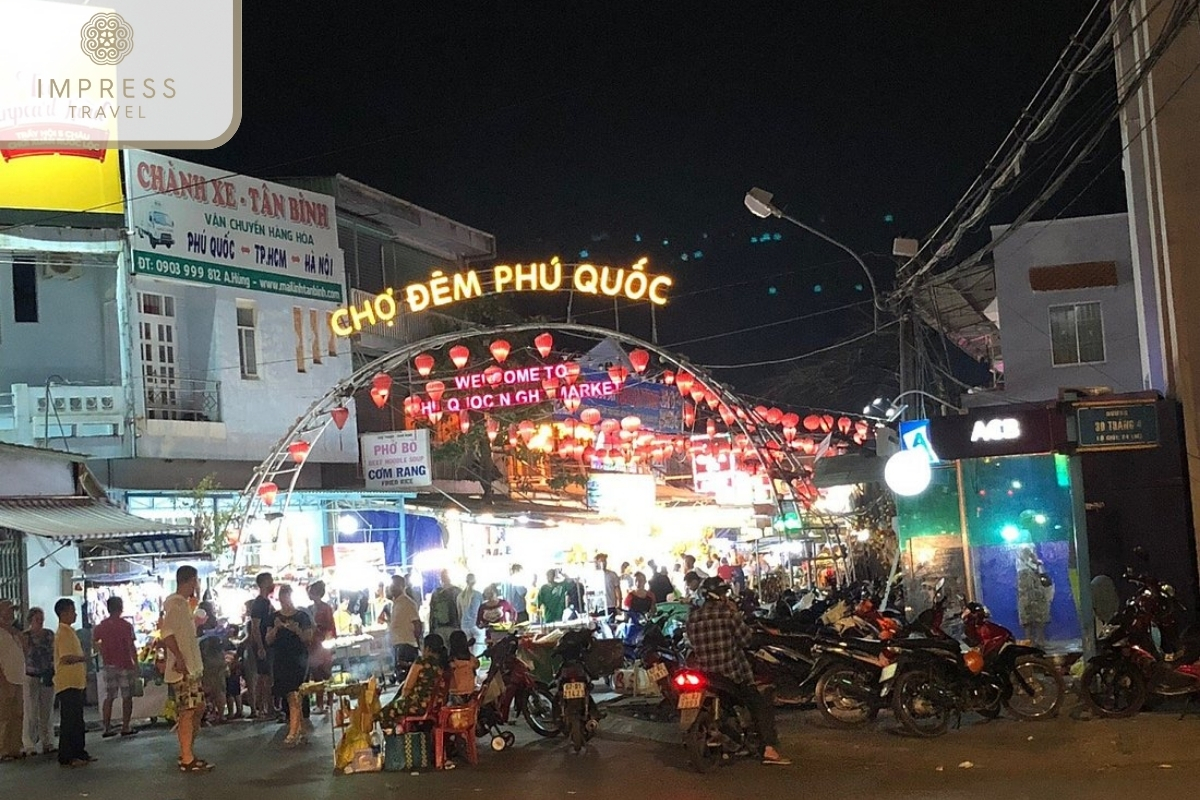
[4,703,1199,800]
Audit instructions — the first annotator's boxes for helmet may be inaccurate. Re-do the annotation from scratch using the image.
[961,602,989,622]
[700,577,731,600]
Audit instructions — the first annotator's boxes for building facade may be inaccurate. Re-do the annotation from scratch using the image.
[968,213,1147,407]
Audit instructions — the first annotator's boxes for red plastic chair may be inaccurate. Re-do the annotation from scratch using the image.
[433,695,480,768]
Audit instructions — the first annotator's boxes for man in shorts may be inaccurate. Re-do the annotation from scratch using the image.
[93,596,140,738]
[160,565,212,772]
[247,572,275,720]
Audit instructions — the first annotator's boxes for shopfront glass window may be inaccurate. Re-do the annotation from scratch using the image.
[961,454,1082,653]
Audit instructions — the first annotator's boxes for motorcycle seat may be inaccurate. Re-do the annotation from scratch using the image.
[895,638,960,652]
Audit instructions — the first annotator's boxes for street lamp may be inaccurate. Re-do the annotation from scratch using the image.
[863,390,963,421]
[744,187,881,334]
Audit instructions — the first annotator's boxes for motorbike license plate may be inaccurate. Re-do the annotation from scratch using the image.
[880,663,898,682]
[646,662,669,681]
[563,682,588,700]
[677,691,704,710]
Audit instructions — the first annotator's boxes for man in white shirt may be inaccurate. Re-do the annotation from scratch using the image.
[595,555,621,616]
[160,565,212,772]
[387,576,423,674]
[0,599,26,761]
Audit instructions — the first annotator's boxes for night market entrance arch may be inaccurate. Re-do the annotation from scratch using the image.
[231,322,863,532]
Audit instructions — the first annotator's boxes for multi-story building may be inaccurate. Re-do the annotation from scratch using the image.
[964,213,1147,406]
[0,150,494,592]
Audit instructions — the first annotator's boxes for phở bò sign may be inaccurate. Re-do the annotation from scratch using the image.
[361,429,433,491]
[330,257,672,336]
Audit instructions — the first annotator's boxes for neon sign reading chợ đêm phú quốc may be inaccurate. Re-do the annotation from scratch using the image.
[329,257,672,336]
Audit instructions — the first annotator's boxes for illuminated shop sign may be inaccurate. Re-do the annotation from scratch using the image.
[969,417,1021,443]
[330,257,673,337]
[926,407,1061,461]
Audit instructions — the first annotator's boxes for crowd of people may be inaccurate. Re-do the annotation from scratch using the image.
[0,548,761,773]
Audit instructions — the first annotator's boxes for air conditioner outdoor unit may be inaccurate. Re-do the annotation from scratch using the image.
[42,255,83,280]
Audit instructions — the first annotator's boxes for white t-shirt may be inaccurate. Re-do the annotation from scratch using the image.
[603,570,621,609]
[160,593,203,683]
[388,594,421,647]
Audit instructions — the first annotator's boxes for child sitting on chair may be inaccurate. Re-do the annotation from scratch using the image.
[447,630,479,705]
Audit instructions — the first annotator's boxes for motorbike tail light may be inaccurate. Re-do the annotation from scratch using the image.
[673,670,706,690]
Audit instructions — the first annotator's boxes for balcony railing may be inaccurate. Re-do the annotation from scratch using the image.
[141,378,222,422]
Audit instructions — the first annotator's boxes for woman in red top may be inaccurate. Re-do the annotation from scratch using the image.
[306,581,337,714]
[475,585,516,647]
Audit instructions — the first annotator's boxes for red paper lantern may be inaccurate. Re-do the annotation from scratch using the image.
[489,339,511,364]
[683,402,696,428]
[413,354,435,377]
[484,366,504,386]
[507,425,519,448]
[563,395,581,413]
[855,419,870,437]
[608,365,629,389]
[425,380,446,403]
[427,402,443,424]
[600,419,620,434]
[706,419,717,437]
[518,420,536,444]
[542,377,560,398]
[621,415,641,432]
[719,405,737,427]
[563,362,581,385]
[781,412,801,429]
[766,407,783,425]
[287,440,311,464]
[404,395,423,417]
[800,438,816,455]
[329,406,349,430]
[704,389,719,410]
[459,415,471,434]
[675,371,695,397]
[534,332,554,359]
[449,345,470,369]
[821,414,835,432]
[838,416,853,435]
[689,386,705,404]
[783,426,797,442]
[754,405,769,420]
[803,414,822,431]
[257,482,278,507]
[370,372,393,408]
[580,408,602,425]
[485,416,500,443]
[629,349,650,374]
[662,369,675,386]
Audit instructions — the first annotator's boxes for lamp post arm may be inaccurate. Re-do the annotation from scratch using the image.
[778,212,881,334]
[891,389,963,414]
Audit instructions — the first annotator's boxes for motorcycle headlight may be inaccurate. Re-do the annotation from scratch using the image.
[1161,583,1176,599]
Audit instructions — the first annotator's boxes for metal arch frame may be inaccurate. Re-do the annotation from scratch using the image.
[232,322,817,533]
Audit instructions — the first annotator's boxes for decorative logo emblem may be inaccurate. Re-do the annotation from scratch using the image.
[80,12,134,66]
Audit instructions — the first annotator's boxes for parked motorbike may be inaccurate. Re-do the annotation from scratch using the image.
[806,580,960,727]
[547,628,621,752]
[891,600,1065,737]
[674,667,762,773]
[748,620,817,706]
[478,628,560,740]
[638,616,689,708]
[1081,558,1200,718]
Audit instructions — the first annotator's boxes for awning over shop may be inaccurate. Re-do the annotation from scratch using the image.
[0,496,195,545]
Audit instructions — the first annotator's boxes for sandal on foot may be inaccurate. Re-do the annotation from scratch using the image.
[179,759,215,772]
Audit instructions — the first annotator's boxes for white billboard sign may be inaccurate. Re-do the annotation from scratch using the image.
[361,429,433,491]
[125,150,344,302]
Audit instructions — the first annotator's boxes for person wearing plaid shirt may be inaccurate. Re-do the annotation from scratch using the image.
[686,578,790,765]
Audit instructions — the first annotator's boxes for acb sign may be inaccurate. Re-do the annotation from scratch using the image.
[970,417,1021,443]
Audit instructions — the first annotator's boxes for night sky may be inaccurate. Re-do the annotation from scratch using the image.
[190,1,1127,391]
